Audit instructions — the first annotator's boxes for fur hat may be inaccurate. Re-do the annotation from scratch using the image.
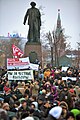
[49,106,62,119]
[59,101,68,110]
[31,101,38,110]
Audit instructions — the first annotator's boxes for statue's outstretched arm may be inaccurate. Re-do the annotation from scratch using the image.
[23,10,29,25]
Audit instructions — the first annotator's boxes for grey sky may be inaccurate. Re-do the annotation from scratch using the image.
[0,0,80,49]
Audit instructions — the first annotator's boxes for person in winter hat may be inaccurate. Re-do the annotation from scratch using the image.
[59,85,73,110]
[31,102,38,110]
[46,106,62,120]
[0,108,9,120]
[71,108,80,120]
[59,101,68,119]
[66,111,75,120]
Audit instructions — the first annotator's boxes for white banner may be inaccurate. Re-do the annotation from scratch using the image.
[62,77,76,81]
[29,63,39,71]
[61,67,68,71]
[7,57,30,70]
[7,70,34,80]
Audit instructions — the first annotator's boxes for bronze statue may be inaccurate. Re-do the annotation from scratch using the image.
[23,2,41,43]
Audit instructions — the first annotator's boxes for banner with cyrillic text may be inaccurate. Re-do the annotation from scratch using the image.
[7,70,34,80]
[62,77,76,81]
[29,63,39,71]
[7,57,30,70]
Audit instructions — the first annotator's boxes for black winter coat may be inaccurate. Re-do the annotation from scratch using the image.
[45,115,57,120]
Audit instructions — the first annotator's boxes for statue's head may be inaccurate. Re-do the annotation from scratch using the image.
[30,2,36,7]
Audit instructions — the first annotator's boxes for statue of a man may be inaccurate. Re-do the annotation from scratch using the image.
[23,2,41,43]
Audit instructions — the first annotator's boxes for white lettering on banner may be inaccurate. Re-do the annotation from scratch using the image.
[7,70,34,80]
[29,63,39,71]
[62,77,76,81]
[7,57,30,69]
[61,67,68,71]
[13,76,29,80]
[12,44,23,57]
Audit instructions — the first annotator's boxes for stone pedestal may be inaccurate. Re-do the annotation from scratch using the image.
[24,42,42,64]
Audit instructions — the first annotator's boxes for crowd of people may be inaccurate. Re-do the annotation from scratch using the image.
[0,66,80,120]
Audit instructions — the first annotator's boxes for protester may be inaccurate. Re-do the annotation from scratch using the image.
[0,108,9,120]
[66,111,75,120]
[46,106,62,120]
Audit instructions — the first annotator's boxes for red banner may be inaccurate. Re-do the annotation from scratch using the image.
[12,44,23,58]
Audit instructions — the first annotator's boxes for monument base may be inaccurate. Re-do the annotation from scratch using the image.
[24,42,42,65]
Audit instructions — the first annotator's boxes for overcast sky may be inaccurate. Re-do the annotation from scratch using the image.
[0,0,80,49]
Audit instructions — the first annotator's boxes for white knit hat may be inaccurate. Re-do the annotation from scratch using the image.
[49,106,62,119]
[32,101,38,110]
[22,116,34,120]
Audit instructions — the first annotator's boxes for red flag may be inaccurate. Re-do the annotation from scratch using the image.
[12,44,24,58]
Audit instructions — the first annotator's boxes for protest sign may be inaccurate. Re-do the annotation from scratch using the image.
[7,70,34,80]
[7,57,30,69]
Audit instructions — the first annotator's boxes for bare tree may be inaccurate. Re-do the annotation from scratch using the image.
[77,42,80,68]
